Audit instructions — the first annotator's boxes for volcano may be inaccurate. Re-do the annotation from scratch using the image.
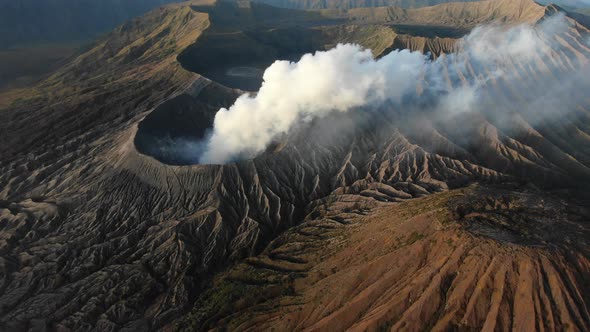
[1,0,590,331]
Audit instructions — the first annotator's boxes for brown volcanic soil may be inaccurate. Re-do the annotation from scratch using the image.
[182,185,590,331]
[0,0,590,331]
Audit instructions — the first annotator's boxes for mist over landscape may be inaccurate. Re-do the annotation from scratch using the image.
[198,13,589,164]
[2,0,590,331]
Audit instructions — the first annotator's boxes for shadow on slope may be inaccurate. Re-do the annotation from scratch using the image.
[134,82,239,165]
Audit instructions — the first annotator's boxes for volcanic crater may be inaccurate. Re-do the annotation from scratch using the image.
[2,0,590,331]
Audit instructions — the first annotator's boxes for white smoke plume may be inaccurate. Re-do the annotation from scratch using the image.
[199,13,580,164]
[199,45,425,163]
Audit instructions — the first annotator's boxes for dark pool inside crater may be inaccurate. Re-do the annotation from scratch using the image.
[134,84,241,165]
[176,25,323,90]
[135,26,322,164]
[204,65,266,91]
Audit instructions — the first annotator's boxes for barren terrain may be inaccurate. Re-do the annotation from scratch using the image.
[0,0,589,331]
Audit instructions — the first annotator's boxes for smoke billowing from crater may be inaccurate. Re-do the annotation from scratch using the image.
[198,13,586,164]
[199,45,425,163]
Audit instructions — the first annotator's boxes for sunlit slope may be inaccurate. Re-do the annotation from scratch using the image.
[0,0,590,330]
[181,186,590,331]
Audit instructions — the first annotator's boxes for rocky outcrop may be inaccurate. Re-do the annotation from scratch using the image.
[1,0,590,330]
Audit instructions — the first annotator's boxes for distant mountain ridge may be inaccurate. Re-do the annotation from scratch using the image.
[1,0,590,330]
[251,0,481,9]
[0,0,183,47]
[2,0,587,48]
[537,0,590,9]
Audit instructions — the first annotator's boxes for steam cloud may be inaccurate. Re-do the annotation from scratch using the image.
[199,46,424,163]
[199,13,587,164]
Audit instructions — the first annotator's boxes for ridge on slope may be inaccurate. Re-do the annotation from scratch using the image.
[0,0,590,330]
[0,0,214,159]
[180,185,590,331]
[0,3,218,329]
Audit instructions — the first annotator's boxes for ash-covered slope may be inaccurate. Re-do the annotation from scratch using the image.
[1,0,590,331]
[181,186,590,331]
